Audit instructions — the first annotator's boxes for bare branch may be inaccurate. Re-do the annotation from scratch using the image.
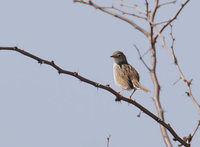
[155,20,171,26]
[118,0,147,15]
[169,25,200,113]
[158,24,200,113]
[158,0,177,8]
[145,0,149,18]
[134,44,150,71]
[150,0,159,21]
[102,6,147,20]
[74,0,148,36]
[155,0,190,40]
[0,46,189,147]
[189,120,200,143]
[173,77,181,85]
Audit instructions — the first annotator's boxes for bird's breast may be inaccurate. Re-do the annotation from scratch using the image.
[113,63,132,90]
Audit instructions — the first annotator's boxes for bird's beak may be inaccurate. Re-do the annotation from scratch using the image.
[110,55,116,58]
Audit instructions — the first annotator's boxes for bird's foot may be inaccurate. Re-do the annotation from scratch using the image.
[128,96,132,106]
[128,96,136,106]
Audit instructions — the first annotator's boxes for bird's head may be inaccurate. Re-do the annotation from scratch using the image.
[110,51,128,65]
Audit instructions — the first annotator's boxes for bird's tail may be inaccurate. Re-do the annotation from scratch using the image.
[137,82,150,93]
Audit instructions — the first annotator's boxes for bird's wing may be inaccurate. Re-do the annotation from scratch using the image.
[124,64,150,93]
[124,64,140,82]
[120,64,139,89]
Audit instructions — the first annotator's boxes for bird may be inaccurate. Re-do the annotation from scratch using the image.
[111,51,150,99]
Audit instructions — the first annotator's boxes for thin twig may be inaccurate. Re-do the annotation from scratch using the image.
[107,134,111,147]
[188,120,200,144]
[145,0,149,18]
[134,44,150,71]
[0,46,189,147]
[158,0,177,8]
[102,6,147,20]
[155,20,170,25]
[118,0,147,15]
[141,49,150,58]
[173,77,181,85]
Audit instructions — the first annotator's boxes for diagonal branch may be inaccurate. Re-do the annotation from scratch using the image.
[168,25,200,113]
[156,23,200,113]
[189,120,200,143]
[119,0,147,15]
[134,44,150,71]
[102,6,147,20]
[74,0,148,37]
[158,0,177,8]
[155,0,190,40]
[181,120,200,146]
[0,46,189,147]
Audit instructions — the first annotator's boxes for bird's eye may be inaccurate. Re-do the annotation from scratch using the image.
[117,54,121,57]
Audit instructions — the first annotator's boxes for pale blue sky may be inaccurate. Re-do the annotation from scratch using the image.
[0,0,200,147]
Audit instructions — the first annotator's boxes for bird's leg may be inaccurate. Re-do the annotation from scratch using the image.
[129,88,136,100]
[118,89,125,95]
[127,88,136,106]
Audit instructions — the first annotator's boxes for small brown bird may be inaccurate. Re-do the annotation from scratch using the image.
[111,51,150,99]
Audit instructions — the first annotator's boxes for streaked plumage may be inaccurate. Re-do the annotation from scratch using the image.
[111,51,150,98]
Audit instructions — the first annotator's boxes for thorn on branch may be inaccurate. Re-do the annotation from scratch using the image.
[183,79,187,83]
[183,136,188,142]
[115,96,121,102]
[38,60,43,64]
[58,70,62,74]
[73,72,78,76]
[95,83,101,87]
[156,117,162,123]
[185,92,190,97]
[51,60,55,65]
[178,135,189,147]
[187,79,193,86]
[89,0,93,5]
[174,56,178,65]
[187,134,192,143]
[14,46,18,50]
[106,84,110,87]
